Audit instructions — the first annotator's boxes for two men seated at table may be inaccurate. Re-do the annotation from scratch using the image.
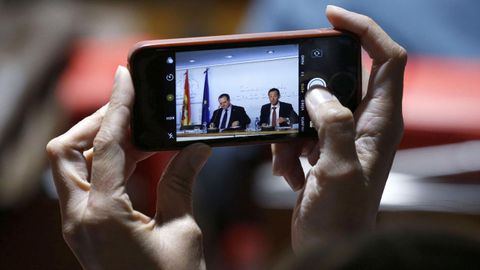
[209,93,251,130]
[259,88,298,128]
[208,89,298,132]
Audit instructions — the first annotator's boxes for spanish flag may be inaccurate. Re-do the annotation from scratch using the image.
[181,70,191,126]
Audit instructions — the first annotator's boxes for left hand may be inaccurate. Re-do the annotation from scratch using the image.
[231,120,240,128]
[46,66,210,270]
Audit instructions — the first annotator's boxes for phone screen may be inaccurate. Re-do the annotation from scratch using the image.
[130,33,360,150]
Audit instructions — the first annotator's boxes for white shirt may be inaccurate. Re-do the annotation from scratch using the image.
[270,103,280,126]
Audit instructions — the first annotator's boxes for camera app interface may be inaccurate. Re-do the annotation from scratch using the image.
[173,44,300,142]
[139,34,359,148]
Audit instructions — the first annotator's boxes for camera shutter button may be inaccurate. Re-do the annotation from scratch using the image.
[307,77,327,90]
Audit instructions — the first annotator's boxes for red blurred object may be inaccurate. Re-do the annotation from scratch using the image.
[56,36,145,120]
[361,53,480,148]
[55,36,176,216]
[57,38,480,149]
[55,37,480,214]
[222,223,270,270]
[401,56,480,148]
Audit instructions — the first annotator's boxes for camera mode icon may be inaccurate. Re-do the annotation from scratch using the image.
[166,74,174,81]
[311,49,323,58]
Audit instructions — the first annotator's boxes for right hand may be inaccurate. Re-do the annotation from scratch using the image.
[277,117,288,125]
[271,5,407,251]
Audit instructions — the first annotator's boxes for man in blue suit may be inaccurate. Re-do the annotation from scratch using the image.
[259,88,298,127]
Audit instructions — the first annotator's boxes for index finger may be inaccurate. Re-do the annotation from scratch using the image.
[326,6,407,192]
[326,5,407,107]
[326,5,407,65]
[90,66,138,194]
[46,104,108,219]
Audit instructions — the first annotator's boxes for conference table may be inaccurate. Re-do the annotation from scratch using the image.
[176,128,298,141]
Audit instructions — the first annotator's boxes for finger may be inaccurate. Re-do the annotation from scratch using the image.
[271,142,304,191]
[305,87,361,177]
[90,66,141,194]
[306,141,320,166]
[326,5,406,104]
[326,5,407,65]
[83,148,94,175]
[326,5,406,176]
[46,104,108,217]
[155,143,211,223]
[84,141,152,184]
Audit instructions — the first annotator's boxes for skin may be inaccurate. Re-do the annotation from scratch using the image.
[210,96,240,128]
[46,66,210,270]
[46,5,407,268]
[268,91,279,106]
[271,5,407,252]
[218,96,230,110]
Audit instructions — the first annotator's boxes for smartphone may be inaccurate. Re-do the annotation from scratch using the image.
[128,29,361,151]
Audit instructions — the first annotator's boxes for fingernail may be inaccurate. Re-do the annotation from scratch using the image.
[114,65,124,84]
[287,181,301,192]
[97,103,109,115]
[285,175,302,192]
[326,5,347,12]
[96,103,109,118]
[306,87,335,105]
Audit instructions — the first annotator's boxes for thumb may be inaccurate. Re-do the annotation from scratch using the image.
[305,87,360,176]
[155,143,211,223]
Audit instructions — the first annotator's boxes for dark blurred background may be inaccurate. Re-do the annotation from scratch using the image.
[1,0,479,269]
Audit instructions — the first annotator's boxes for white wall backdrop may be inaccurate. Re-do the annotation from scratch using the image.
[175,57,298,128]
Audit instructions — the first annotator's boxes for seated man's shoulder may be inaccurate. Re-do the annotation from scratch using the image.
[280,101,292,107]
[233,105,246,110]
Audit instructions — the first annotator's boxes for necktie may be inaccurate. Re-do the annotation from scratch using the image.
[271,106,277,127]
[220,109,228,129]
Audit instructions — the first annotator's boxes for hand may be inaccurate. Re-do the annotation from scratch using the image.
[231,120,240,128]
[271,6,407,252]
[278,117,288,125]
[46,66,211,270]
[209,122,216,128]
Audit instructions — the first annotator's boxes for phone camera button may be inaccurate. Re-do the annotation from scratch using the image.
[311,49,323,58]
[307,77,327,90]
[166,74,174,81]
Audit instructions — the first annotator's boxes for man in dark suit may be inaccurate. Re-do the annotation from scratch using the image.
[209,93,251,130]
[259,88,298,127]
